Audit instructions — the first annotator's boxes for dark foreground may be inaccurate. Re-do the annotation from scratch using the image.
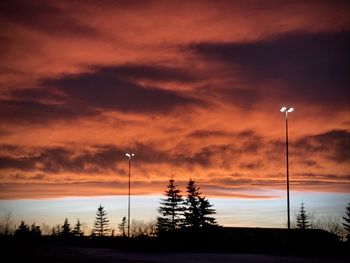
[2,245,348,263]
[2,228,349,262]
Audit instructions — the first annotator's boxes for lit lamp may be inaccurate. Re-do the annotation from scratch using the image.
[280,106,294,229]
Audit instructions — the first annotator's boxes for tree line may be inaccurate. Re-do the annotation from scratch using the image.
[0,179,217,238]
[293,201,350,241]
[1,178,350,242]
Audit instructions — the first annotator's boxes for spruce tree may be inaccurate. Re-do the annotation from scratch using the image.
[118,216,127,237]
[296,202,310,229]
[61,218,72,237]
[183,179,217,229]
[183,179,202,228]
[93,205,110,236]
[30,223,41,237]
[342,202,350,242]
[157,178,184,232]
[199,197,217,227]
[14,221,30,237]
[73,219,83,236]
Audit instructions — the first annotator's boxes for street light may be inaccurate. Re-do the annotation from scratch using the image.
[280,106,294,229]
[125,152,135,237]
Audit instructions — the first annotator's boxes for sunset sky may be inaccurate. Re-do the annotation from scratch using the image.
[0,0,349,231]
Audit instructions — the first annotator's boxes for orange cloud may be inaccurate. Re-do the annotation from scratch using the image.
[0,0,349,199]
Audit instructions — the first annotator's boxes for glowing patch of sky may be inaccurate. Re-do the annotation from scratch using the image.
[1,192,348,234]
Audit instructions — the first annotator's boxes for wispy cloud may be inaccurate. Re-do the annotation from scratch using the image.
[0,0,349,199]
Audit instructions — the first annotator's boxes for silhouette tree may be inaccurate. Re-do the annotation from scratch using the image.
[157,178,184,233]
[343,202,350,242]
[51,226,56,236]
[183,179,201,228]
[0,210,14,235]
[93,205,110,236]
[51,224,61,235]
[73,219,84,236]
[296,202,310,229]
[199,196,217,227]
[30,223,41,237]
[61,218,72,237]
[14,221,41,238]
[183,179,217,229]
[118,216,127,237]
[14,221,30,237]
[130,219,157,237]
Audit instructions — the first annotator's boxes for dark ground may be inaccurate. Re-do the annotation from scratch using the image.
[2,228,349,263]
[2,245,348,263]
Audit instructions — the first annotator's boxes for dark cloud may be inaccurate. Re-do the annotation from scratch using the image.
[187,129,259,140]
[197,84,262,109]
[0,146,121,174]
[1,129,347,174]
[0,155,35,171]
[187,129,233,138]
[293,129,350,163]
[239,160,263,170]
[0,141,247,173]
[191,31,350,107]
[92,64,198,83]
[301,159,320,168]
[295,173,350,181]
[172,142,261,168]
[0,99,96,124]
[0,0,99,37]
[2,64,204,124]
[42,65,204,114]
[11,87,67,102]
[29,173,46,180]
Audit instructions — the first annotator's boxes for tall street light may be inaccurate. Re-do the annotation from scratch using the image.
[280,106,294,230]
[125,152,135,237]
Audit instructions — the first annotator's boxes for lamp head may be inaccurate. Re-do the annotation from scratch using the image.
[125,153,135,159]
[280,106,294,113]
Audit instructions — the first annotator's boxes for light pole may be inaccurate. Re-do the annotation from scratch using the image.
[280,106,294,230]
[125,152,135,238]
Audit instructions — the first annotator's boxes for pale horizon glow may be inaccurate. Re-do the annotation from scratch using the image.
[1,192,348,234]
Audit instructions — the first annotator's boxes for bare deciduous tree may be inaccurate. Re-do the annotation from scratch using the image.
[0,209,14,235]
[309,212,346,240]
[130,219,157,237]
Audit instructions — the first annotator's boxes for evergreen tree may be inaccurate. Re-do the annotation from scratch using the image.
[199,197,217,227]
[183,179,202,228]
[51,226,56,236]
[296,202,310,229]
[342,202,350,242]
[61,218,72,237]
[93,204,110,236]
[118,216,127,237]
[30,223,41,237]
[53,224,61,235]
[14,221,30,237]
[73,219,84,236]
[15,221,41,237]
[157,178,184,232]
[183,179,217,229]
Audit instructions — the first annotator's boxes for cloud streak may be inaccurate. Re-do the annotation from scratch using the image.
[0,0,349,199]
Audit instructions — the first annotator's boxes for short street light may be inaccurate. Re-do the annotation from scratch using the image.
[280,106,294,230]
[125,153,135,237]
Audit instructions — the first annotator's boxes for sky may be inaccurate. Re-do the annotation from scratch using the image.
[0,0,349,231]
